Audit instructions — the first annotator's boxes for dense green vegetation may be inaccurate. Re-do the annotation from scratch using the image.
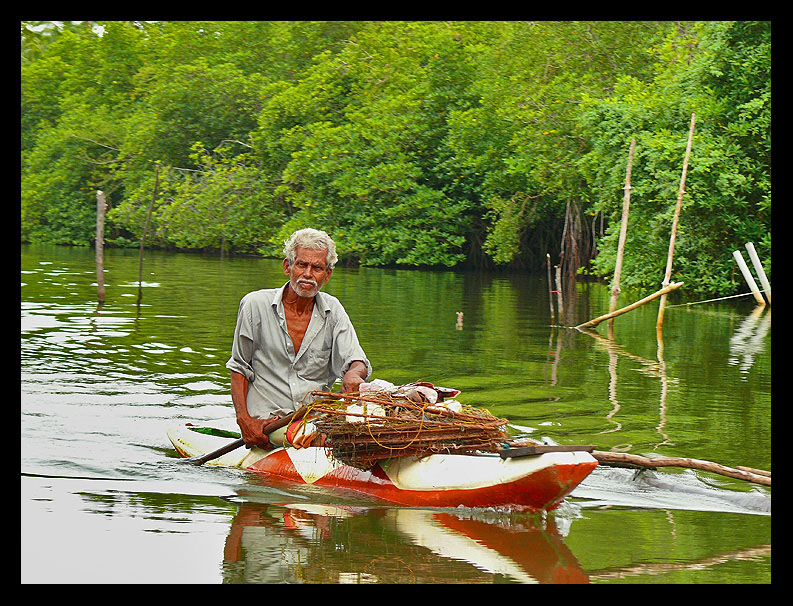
[21,21,770,297]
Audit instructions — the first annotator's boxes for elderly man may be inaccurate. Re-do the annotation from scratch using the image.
[226,228,371,449]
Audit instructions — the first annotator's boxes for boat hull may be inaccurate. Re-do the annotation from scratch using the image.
[168,423,597,511]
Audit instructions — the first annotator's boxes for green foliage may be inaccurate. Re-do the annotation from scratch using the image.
[154,144,284,252]
[250,22,484,266]
[444,21,670,268]
[579,21,770,296]
[21,20,770,296]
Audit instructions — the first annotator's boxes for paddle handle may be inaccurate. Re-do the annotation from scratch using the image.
[189,406,307,466]
[189,437,246,466]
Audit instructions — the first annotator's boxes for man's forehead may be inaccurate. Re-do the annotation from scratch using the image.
[294,247,329,263]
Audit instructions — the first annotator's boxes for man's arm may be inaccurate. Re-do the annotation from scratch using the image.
[341,360,369,393]
[231,370,277,449]
[288,361,369,450]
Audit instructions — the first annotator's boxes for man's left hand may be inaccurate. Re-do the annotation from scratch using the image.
[342,361,368,393]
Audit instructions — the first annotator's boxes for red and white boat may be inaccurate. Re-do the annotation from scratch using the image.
[168,421,597,512]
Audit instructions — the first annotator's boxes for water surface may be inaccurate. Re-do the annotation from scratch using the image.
[21,244,771,583]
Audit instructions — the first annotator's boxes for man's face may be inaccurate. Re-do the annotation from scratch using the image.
[284,247,332,298]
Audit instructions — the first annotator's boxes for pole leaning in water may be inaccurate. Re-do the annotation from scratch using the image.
[657,113,696,328]
[745,242,771,305]
[732,249,766,306]
[575,282,684,330]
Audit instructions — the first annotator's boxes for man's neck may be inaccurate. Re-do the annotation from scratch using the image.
[282,283,315,316]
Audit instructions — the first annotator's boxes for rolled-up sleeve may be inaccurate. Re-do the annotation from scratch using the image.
[331,308,372,382]
[226,295,257,383]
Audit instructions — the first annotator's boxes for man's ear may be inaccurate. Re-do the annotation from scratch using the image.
[283,258,290,275]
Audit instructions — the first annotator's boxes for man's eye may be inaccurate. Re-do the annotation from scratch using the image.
[295,261,326,272]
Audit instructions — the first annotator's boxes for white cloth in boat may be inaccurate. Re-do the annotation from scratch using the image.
[226,282,371,419]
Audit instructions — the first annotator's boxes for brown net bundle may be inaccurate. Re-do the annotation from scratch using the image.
[304,389,509,470]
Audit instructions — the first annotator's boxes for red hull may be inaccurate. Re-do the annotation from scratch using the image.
[247,449,597,511]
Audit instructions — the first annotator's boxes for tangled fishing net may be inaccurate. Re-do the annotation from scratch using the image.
[302,381,509,470]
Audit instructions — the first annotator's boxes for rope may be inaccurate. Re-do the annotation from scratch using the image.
[665,291,759,308]
[363,400,428,453]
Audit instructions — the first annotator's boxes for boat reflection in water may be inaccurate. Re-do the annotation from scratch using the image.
[221,500,589,584]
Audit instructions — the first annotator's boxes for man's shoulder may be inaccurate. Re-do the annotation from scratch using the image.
[242,287,279,299]
[315,289,344,312]
[240,287,282,309]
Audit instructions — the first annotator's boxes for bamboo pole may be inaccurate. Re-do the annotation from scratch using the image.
[745,242,771,305]
[592,450,770,487]
[609,138,636,328]
[732,250,765,305]
[137,163,160,304]
[575,282,683,330]
[95,190,107,304]
[657,113,696,328]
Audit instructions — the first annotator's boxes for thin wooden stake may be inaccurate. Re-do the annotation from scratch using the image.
[95,190,107,304]
[554,265,564,325]
[657,113,696,328]
[745,242,771,305]
[546,253,555,323]
[732,250,765,305]
[575,282,684,330]
[609,138,636,328]
[137,163,160,304]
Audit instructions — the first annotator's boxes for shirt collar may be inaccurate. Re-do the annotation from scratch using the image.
[273,281,331,316]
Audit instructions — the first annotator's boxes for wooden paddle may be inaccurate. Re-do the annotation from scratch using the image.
[185,406,307,466]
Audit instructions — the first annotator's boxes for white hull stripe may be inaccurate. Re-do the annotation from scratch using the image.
[286,447,344,484]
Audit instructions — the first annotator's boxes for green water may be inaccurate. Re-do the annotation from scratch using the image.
[21,243,771,583]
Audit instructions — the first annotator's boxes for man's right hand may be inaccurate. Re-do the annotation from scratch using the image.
[231,371,279,449]
[236,414,280,450]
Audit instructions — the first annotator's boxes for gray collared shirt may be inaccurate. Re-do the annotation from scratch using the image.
[226,282,372,419]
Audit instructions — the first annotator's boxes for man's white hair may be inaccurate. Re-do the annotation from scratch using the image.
[283,228,338,270]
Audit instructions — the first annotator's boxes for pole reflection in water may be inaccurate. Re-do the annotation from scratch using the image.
[729,307,771,376]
